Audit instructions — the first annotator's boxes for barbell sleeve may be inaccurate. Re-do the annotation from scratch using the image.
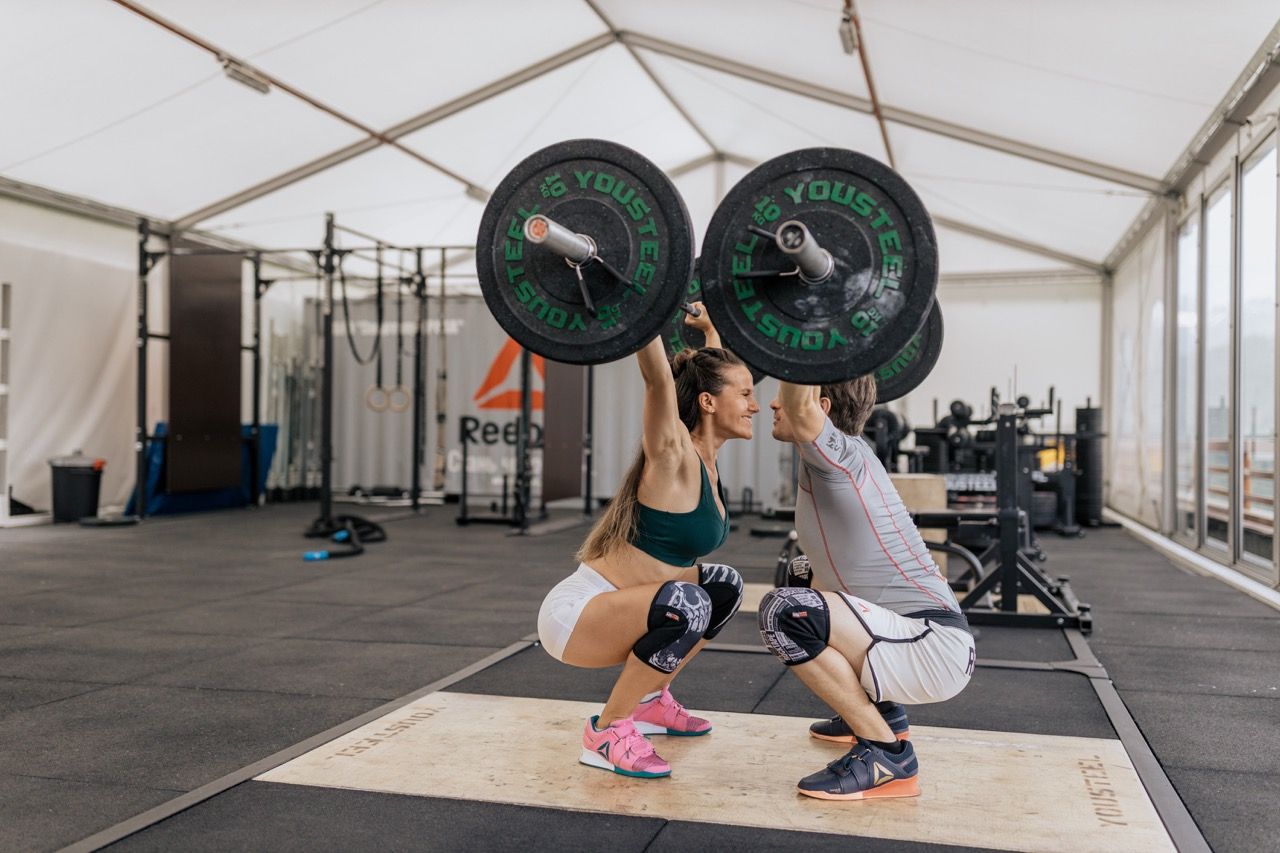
[680,301,701,318]
[776,220,835,283]
[524,214,594,265]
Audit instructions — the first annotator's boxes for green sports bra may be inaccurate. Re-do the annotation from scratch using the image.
[631,464,730,567]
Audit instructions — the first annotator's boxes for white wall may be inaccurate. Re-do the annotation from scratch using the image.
[0,197,311,512]
[896,273,1104,435]
[0,197,137,508]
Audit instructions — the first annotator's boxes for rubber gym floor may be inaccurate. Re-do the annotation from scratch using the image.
[1,504,1277,852]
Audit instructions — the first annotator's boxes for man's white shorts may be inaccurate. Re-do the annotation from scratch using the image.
[836,592,976,705]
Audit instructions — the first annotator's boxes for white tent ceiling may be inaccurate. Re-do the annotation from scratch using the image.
[2,0,1278,278]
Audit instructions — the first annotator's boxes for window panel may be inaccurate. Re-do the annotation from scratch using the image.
[1202,185,1232,547]
[1174,215,1199,540]
[1238,144,1276,566]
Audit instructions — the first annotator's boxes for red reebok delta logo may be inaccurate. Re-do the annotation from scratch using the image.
[473,338,545,411]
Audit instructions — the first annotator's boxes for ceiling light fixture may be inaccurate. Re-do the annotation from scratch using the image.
[838,11,858,55]
[221,56,271,95]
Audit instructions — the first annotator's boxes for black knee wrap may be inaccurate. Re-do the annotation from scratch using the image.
[697,563,743,639]
[633,580,712,673]
[757,587,830,666]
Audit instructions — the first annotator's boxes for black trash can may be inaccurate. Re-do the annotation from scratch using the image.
[49,451,104,522]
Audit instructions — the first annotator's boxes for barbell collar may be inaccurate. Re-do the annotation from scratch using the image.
[776,219,835,283]
[524,214,595,266]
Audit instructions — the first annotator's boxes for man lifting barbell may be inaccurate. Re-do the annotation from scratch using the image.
[691,146,971,801]
[477,140,752,778]
[761,378,974,801]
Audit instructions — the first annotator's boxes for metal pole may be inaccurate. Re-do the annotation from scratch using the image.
[319,213,336,527]
[523,214,594,263]
[135,219,151,520]
[411,249,426,512]
[250,252,263,507]
[583,365,594,516]
[516,347,532,533]
[433,248,448,491]
[996,405,1020,612]
[457,419,469,524]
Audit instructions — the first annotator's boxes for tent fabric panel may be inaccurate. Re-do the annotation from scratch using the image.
[892,124,1151,264]
[143,0,609,130]
[0,0,228,170]
[638,50,889,163]
[133,0,399,60]
[1107,218,1167,527]
[672,162,719,256]
[860,0,1280,177]
[5,75,364,221]
[906,276,1102,433]
[934,226,1075,275]
[399,46,711,190]
[201,146,473,251]
[594,0,872,102]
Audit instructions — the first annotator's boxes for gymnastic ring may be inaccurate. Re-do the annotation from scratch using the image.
[387,385,411,413]
[365,385,390,412]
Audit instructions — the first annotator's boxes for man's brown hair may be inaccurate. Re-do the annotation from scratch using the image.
[819,374,878,436]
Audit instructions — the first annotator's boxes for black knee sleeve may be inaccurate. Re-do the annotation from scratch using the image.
[697,562,743,640]
[633,580,712,673]
[757,587,830,666]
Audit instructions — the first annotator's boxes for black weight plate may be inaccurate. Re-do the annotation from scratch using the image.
[662,258,706,358]
[661,259,764,384]
[875,300,943,404]
[701,148,938,383]
[476,139,694,365]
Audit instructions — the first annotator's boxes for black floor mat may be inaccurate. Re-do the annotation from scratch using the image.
[755,665,1117,740]
[451,645,786,714]
[105,780,1005,853]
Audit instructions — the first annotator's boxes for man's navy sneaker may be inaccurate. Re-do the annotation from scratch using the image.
[809,701,909,744]
[797,738,920,801]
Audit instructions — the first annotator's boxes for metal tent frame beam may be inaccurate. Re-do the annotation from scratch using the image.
[668,152,720,178]
[0,175,317,275]
[620,32,1167,196]
[583,0,720,158]
[111,0,487,202]
[174,32,616,230]
[933,215,1106,274]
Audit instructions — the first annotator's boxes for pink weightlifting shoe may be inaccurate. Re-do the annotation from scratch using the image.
[579,716,671,778]
[629,687,712,737]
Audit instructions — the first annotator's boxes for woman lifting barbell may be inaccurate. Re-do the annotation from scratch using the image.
[536,303,756,778]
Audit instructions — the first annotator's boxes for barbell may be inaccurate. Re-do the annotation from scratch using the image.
[475,139,941,401]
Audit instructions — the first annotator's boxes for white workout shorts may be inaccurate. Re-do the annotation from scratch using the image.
[537,563,617,662]
[837,593,976,706]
